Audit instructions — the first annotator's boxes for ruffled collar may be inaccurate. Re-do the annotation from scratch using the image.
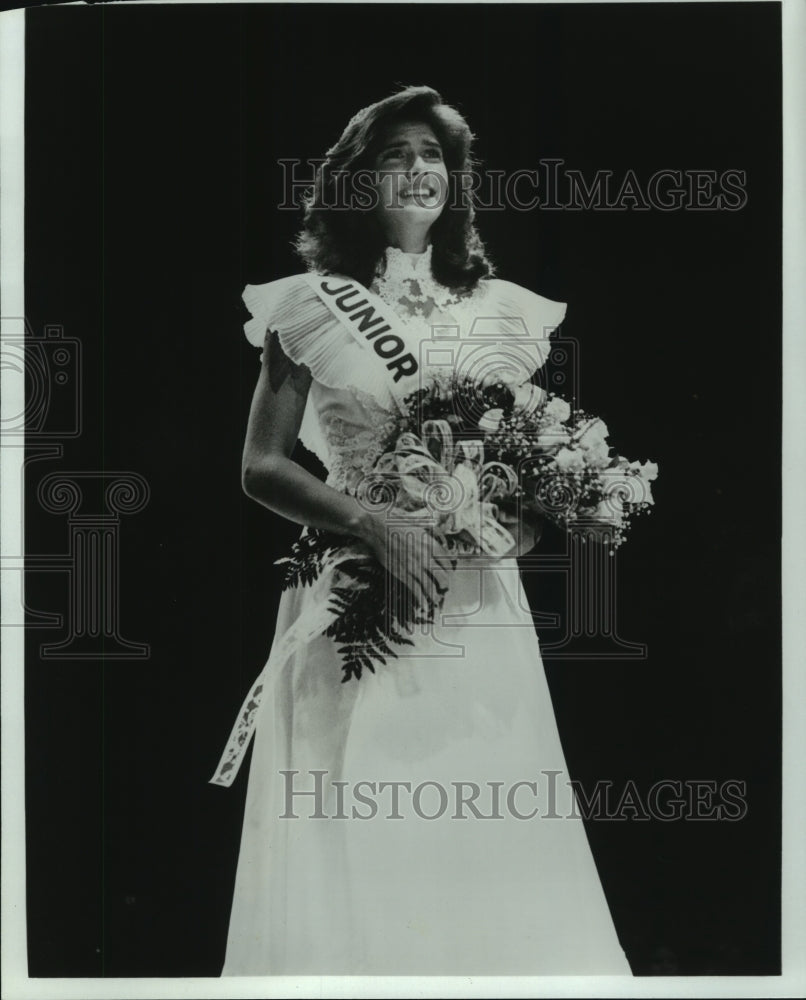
[372,243,467,319]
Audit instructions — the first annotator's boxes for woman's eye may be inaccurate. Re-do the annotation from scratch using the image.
[378,145,442,165]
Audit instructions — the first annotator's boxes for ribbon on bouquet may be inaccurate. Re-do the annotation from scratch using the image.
[209,544,372,788]
[373,418,521,559]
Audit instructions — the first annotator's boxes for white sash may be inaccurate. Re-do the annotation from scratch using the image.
[210,276,425,787]
[300,273,424,412]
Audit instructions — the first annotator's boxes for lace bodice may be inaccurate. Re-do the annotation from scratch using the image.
[319,388,399,495]
[241,246,567,495]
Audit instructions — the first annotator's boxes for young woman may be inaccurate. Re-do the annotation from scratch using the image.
[212,85,631,976]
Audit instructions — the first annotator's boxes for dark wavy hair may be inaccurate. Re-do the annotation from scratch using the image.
[294,85,494,292]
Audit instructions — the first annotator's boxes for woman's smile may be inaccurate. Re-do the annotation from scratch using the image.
[399,182,441,203]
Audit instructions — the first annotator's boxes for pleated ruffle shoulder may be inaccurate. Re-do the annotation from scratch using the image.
[242,271,566,396]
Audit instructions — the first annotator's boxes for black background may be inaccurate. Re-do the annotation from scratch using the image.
[24,2,781,978]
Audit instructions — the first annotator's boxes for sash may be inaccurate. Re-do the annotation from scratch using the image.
[300,273,423,414]
[210,277,425,788]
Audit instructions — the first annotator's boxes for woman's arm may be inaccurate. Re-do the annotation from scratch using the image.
[241,329,364,536]
[242,330,451,607]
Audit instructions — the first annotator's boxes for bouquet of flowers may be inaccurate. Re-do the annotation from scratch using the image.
[278,372,658,681]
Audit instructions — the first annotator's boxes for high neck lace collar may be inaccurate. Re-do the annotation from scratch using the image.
[372,244,467,319]
[383,244,433,273]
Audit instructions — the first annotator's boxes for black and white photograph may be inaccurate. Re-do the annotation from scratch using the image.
[1,0,804,996]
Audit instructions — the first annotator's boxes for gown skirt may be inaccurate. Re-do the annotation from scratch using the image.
[221,552,631,976]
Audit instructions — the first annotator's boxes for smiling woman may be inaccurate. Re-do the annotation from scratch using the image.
[212,85,631,976]
[372,122,449,242]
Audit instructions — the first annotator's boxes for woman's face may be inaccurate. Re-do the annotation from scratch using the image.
[371,120,449,232]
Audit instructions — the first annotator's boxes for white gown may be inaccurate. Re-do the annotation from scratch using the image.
[215,247,631,976]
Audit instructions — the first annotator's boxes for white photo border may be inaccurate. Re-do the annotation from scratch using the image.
[2,1,803,997]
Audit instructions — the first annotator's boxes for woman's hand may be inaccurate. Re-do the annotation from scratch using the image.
[495,506,543,558]
[358,508,453,613]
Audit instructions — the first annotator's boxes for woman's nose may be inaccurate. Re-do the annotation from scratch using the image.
[408,152,428,175]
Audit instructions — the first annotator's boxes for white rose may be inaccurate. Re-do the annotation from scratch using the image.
[536,427,572,449]
[627,473,655,506]
[593,498,625,527]
[513,383,546,416]
[576,417,609,449]
[635,460,659,482]
[554,446,586,472]
[575,419,611,468]
[587,439,612,469]
[544,396,571,423]
[603,469,654,506]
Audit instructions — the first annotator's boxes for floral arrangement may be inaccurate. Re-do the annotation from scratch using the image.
[278,373,658,681]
